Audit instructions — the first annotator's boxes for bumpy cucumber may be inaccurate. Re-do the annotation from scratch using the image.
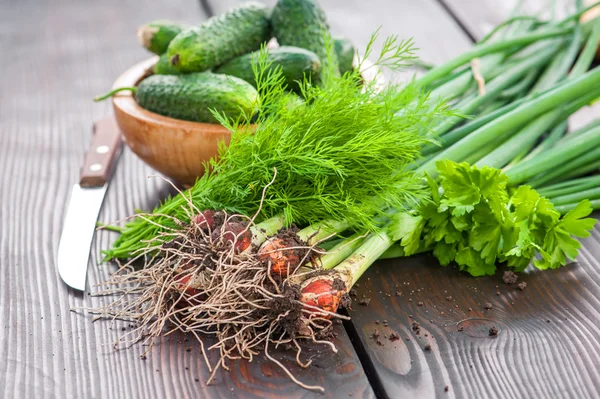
[153,53,181,75]
[135,73,258,123]
[215,46,321,91]
[334,37,356,76]
[137,20,188,55]
[167,2,271,73]
[270,0,339,76]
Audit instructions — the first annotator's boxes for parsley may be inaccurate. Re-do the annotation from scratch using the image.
[392,161,596,276]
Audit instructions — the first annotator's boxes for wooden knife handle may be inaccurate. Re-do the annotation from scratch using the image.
[80,117,123,187]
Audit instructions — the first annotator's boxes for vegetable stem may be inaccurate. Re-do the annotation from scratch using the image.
[434,44,560,136]
[528,146,600,187]
[555,199,600,214]
[297,219,350,244]
[94,87,137,101]
[334,230,394,286]
[419,67,600,176]
[506,124,600,185]
[320,233,365,270]
[250,214,286,247]
[416,28,573,88]
[550,187,600,205]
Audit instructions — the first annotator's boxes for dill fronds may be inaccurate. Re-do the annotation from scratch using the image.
[105,32,452,260]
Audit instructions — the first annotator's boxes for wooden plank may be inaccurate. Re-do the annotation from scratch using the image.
[347,240,600,398]
[0,0,372,397]
[439,0,558,39]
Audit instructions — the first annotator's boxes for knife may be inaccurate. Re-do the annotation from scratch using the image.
[58,117,123,291]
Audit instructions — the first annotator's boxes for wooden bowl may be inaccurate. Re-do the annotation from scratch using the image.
[112,57,384,185]
[112,57,232,185]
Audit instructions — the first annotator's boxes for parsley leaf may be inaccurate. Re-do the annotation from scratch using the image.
[390,212,424,256]
[395,161,597,277]
[535,200,596,270]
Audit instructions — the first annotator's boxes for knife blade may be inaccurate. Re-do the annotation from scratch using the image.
[58,117,123,291]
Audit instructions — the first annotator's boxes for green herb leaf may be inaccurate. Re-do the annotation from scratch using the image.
[535,200,596,269]
[389,212,424,255]
[398,161,596,277]
[106,33,451,260]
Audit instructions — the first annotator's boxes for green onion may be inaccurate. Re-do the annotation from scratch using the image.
[555,199,600,214]
[505,123,600,185]
[433,44,561,136]
[416,28,573,88]
[550,187,600,205]
[420,67,600,177]
[538,175,600,197]
[529,146,600,187]
[420,99,525,156]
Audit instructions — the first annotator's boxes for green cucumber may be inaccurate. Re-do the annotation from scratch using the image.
[137,20,188,55]
[108,73,259,123]
[271,0,339,76]
[167,2,271,73]
[215,46,321,91]
[153,53,180,75]
[334,37,356,75]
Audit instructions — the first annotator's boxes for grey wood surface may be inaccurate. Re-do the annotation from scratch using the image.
[2,0,600,398]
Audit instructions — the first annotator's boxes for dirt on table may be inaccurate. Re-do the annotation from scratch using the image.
[359,297,371,306]
[503,270,518,284]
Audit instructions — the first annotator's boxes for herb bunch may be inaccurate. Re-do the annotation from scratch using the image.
[106,34,451,260]
[391,161,597,276]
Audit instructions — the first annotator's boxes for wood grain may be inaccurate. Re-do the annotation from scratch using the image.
[0,0,372,397]
[346,234,600,398]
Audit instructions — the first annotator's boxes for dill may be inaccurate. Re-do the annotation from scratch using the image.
[105,32,451,260]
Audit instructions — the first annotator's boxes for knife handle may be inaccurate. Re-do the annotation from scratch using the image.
[80,118,123,187]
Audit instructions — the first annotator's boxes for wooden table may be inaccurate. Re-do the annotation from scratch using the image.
[2,0,600,397]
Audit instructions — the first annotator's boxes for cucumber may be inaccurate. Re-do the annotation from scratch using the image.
[167,2,271,73]
[137,20,188,55]
[334,37,356,76]
[153,53,181,75]
[270,0,339,76]
[214,46,321,92]
[136,73,258,123]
